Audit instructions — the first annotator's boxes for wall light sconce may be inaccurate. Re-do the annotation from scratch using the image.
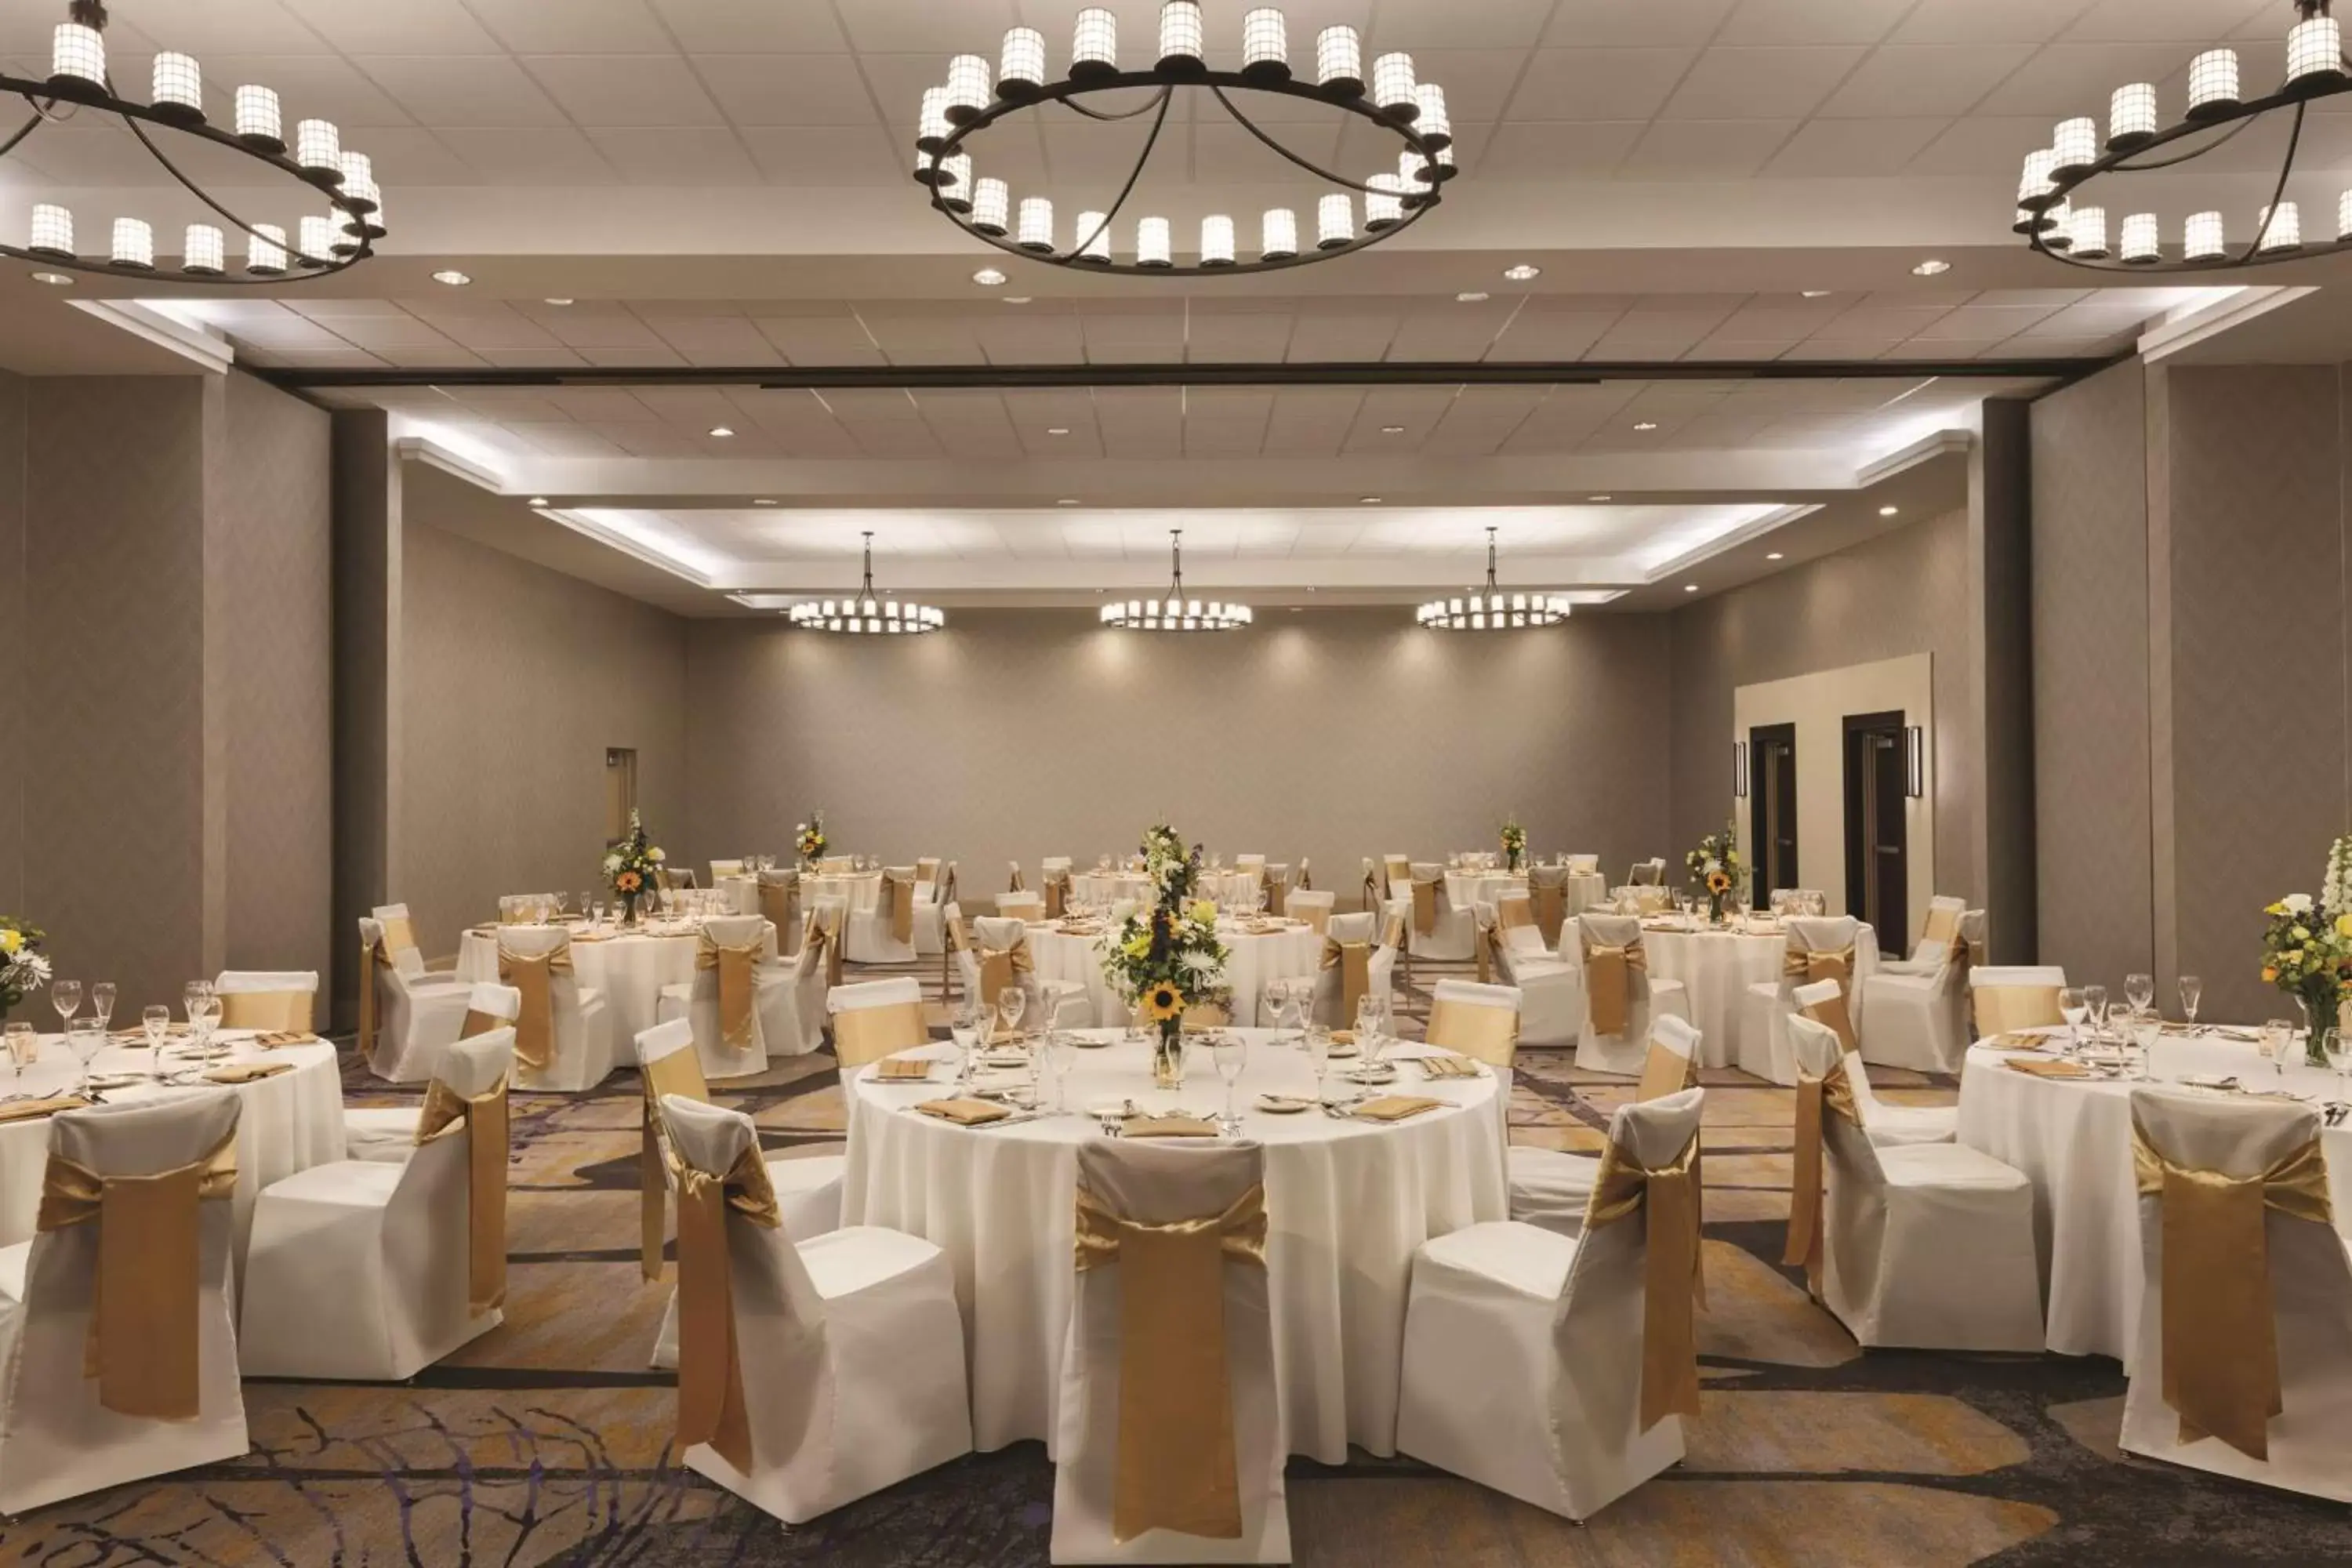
[1905,724,1926,798]
[1732,739,1748,797]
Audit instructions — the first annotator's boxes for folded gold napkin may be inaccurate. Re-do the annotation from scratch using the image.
[204,1062,293,1085]
[0,1094,89,1123]
[1329,1030,1356,1047]
[111,1022,190,1041]
[1123,1113,1218,1138]
[2004,1058,2092,1080]
[874,1058,935,1082]
[914,1098,1011,1126]
[1352,1094,1447,1122]
[1417,1054,1481,1080]
[1986,1031,2056,1051]
[252,1031,319,1048]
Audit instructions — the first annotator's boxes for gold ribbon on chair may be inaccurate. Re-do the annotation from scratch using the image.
[1410,879,1436,937]
[1636,1042,1699,1102]
[833,1001,931,1069]
[1045,873,1067,920]
[802,911,844,991]
[218,989,312,1033]
[1782,1057,1860,1295]
[380,912,419,957]
[1921,903,1961,949]
[1073,1180,1269,1544]
[1319,938,1370,1025]
[670,1140,781,1472]
[696,930,763,1054]
[1973,984,2062,1036]
[2130,1119,2332,1461]
[1475,921,1497,984]
[757,875,798,940]
[37,1124,238,1420]
[880,872,916,946]
[358,938,394,1065]
[495,939,574,1073]
[1581,1129,1705,1431]
[459,1006,508,1038]
[1785,946,1860,1051]
[1530,880,1567,946]
[978,932,1035,1013]
[639,1048,711,1279]
[1426,998,1518,1069]
[415,1073,511,1314]
[1583,935,1649,1039]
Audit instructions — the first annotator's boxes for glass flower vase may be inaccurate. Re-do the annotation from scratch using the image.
[2297,992,2339,1069]
[1153,1019,1186,1090]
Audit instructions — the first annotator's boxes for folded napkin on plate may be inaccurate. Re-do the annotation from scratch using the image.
[1352,1094,1447,1121]
[1329,1030,1356,1047]
[1123,1113,1218,1138]
[1417,1054,1482,1080]
[2005,1058,2092,1079]
[873,1058,935,1082]
[204,1062,293,1085]
[252,1031,319,1048]
[914,1098,1011,1126]
[111,1022,190,1041]
[0,1094,90,1123]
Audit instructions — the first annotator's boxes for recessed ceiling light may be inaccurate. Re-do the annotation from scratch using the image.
[1359,495,1382,504]
[544,296,574,306]
[431,269,470,286]
[1683,584,1700,593]
[31,271,70,286]
[1800,289,1831,299]
[974,267,1007,286]
[1912,259,1951,276]
[1502,263,1541,281]
[708,425,735,438]
[1588,494,1612,502]
[1633,421,1659,431]
[753,498,776,506]
[1455,290,1489,303]
[526,495,549,506]
[1766,552,1784,561]
[1047,426,1070,435]
[1878,504,1900,517]
[1057,497,1079,506]
[1381,425,1406,434]
[1003,295,1032,304]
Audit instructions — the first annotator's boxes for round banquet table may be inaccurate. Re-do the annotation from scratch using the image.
[0,1032,343,1254]
[1024,919,1321,1027]
[1958,1028,2352,1368]
[1445,869,1526,913]
[457,920,775,1047]
[840,1029,1506,1460]
[1559,871,1610,915]
[1069,871,1152,907]
[1640,917,1879,1069]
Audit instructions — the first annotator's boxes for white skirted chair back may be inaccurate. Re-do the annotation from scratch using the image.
[1401,860,1475,961]
[997,891,1046,923]
[1286,889,1335,935]
[1566,855,1600,877]
[845,865,918,964]
[492,924,614,1092]
[1969,964,2066,1036]
[356,915,474,1085]
[0,1091,247,1514]
[213,971,319,1033]
[710,858,745,882]
[2119,1090,2352,1500]
[1428,978,1521,1152]
[372,902,424,961]
[1785,914,1863,1039]
[829,977,929,1070]
[1526,865,1572,948]
[1040,857,1075,918]
[1051,1138,1287,1563]
[1912,895,1966,963]
[1628,858,1666,887]
[756,868,801,952]
[1860,909,1983,1075]
[1007,859,1028,893]
[1637,1013,1702,1102]
[676,913,778,1078]
[1313,912,1392,1027]
[1382,854,1411,897]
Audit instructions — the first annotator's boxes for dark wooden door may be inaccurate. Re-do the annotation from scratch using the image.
[1748,723,1797,911]
[1842,712,1907,940]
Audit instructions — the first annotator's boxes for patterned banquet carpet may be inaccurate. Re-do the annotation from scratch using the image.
[5,958,2350,1566]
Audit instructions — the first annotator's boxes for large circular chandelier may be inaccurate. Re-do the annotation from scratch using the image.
[2,2,383,284]
[914,3,1453,275]
[788,533,946,636]
[2016,0,2352,271]
[1417,529,1572,631]
[1102,531,1251,630]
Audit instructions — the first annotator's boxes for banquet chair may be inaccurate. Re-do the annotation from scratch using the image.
[1509,1014,1702,1238]
[372,901,439,967]
[1860,909,1984,1073]
[913,859,954,956]
[1628,858,1667,887]
[1795,981,1955,1145]
[710,858,745,884]
[1007,859,1028,894]
[213,970,319,1033]
[659,866,699,893]
[1382,854,1412,898]
[494,924,615,1093]
[2118,1090,2352,1502]
[1261,862,1290,914]
[1403,862,1476,963]
[1312,912,1396,1028]
[1050,1138,1288,1564]
[1042,857,1076,918]
[1969,965,2067,1036]
[0,1091,249,1515]
[1428,978,1521,1148]
[1882,895,1967,970]
[358,913,474,1084]
[829,976,931,1067]
[656,1094,971,1524]
[757,868,802,955]
[1526,865,1573,948]
[1737,915,1864,1087]
[656,913,821,1079]
[241,1029,514,1382]
[804,897,848,992]
[1574,914,1692,1075]
[1784,1015,2041,1351]
[1566,855,1600,877]
[346,982,520,1162]
[1488,901,1582,1048]
[998,890,1047,922]
[1286,889,1335,935]
[967,916,1094,1029]
[844,866,920,966]
[1397,1087,1705,1525]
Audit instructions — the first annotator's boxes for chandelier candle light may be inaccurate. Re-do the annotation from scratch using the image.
[1102,529,1252,631]
[3,0,385,282]
[913,2,1454,274]
[1417,528,1574,631]
[788,532,946,636]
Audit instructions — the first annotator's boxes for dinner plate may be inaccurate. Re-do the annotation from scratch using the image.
[1255,1094,1315,1114]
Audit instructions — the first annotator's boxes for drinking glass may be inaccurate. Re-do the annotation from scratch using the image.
[2329,1029,2352,1103]
[191,992,223,1058]
[1305,1022,1332,1107]
[953,999,986,1087]
[68,1021,105,1097]
[580,893,599,927]
[1355,992,1381,1053]
[2124,973,2154,1018]
[1212,1032,1247,1136]
[141,1004,170,1077]
[2132,1007,2159,1082]
[3,1022,34,1079]
[2058,987,2088,1057]
[2178,976,2203,1035]
[591,901,608,931]
[997,985,1028,1042]
[2262,1018,2294,1076]
[2082,984,2108,1043]
[89,982,116,1033]
[50,978,81,1038]
[1040,1029,1075,1113]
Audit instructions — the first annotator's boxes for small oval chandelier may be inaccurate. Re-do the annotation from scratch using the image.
[1102,530,1251,631]
[2015,0,2352,271]
[788,532,946,636]
[1417,528,1572,631]
[2,0,385,284]
[915,3,1452,276]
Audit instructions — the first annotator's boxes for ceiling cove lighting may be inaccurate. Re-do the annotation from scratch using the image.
[2013,0,2352,271]
[913,4,1453,276]
[5,0,384,283]
[1417,528,1571,632]
[788,532,946,636]
[1101,529,1253,631]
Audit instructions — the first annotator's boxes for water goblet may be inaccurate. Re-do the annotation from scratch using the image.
[2082,984,2108,1044]
[89,982,116,1033]
[996,985,1028,1043]
[580,893,599,927]
[2179,976,2203,1036]
[2124,972,2154,1018]
[1212,1030,1247,1135]
[3,1021,34,1080]
[68,1021,106,1098]
[2131,1007,2159,1083]
[50,978,81,1039]
[2058,987,2088,1058]
[952,1000,985,1087]
[1305,1022,1333,1108]
[2262,1018,2294,1076]
[192,992,223,1058]
[141,1004,170,1077]
[2329,1029,2352,1105]
[1040,1029,1076,1114]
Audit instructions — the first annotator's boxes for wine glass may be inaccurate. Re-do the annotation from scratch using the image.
[2178,976,2203,1036]
[996,984,1029,1043]
[89,982,116,1034]
[2124,972,2154,1018]
[1040,1029,1075,1114]
[2262,1017,2293,1076]
[591,901,608,931]
[580,893,598,928]
[67,1021,106,1097]
[953,997,986,1087]
[2082,984,2109,1044]
[3,1022,34,1080]
[2058,986,2088,1057]
[2132,1007,2159,1083]
[191,991,223,1058]
[1212,1031,1247,1136]
[49,978,81,1039]
[2328,1028,2352,1104]
[1354,992,1381,1055]
[1305,1022,1332,1108]
[141,1004,171,1078]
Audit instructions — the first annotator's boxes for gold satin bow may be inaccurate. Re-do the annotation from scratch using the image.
[1636,1041,1698,1102]
[832,1000,931,1069]
[1787,944,1860,1051]
[416,1073,510,1314]
[802,912,844,990]
[38,1124,239,1420]
[696,931,764,1054]
[459,1007,508,1040]
[1044,873,1068,920]
[757,875,798,938]
[495,939,574,1072]
[2131,1118,2333,1461]
[358,937,395,1064]
[1530,879,1566,946]
[1782,1056,1860,1295]
[670,1140,782,1472]
[219,989,312,1033]
[1073,1181,1269,1544]
[640,1047,711,1280]
[1319,938,1369,1025]
[1581,1127,1706,1430]
[978,935,1034,1013]
[1410,879,1437,937]
[1425,998,1517,1069]
[1583,936,1649,1039]
[880,872,916,946]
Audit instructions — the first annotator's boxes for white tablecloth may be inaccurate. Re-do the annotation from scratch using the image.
[1445,870,1526,913]
[0,1033,343,1252]
[802,872,882,915]
[714,874,760,916]
[1958,1030,2352,1367]
[1639,920,1879,1069]
[1025,920,1322,1027]
[1069,871,1152,908]
[459,923,759,1047]
[840,1029,1506,1460]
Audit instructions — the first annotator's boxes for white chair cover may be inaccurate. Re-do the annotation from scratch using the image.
[1863,909,1982,1072]
[1492,902,1581,1047]
[1628,858,1666,887]
[1310,913,1396,1028]
[1813,981,1957,1146]
[359,915,473,1085]
[1573,913,1691,1074]
[971,916,1094,1029]
[495,924,615,1093]
[1285,890,1335,935]
[1737,915,1863,1086]
[1403,860,1476,962]
[344,980,517,1163]
[1508,1013,1701,1237]
[654,913,813,1080]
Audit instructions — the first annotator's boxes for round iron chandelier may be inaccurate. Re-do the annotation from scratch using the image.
[2016,0,2352,271]
[2,2,384,284]
[1417,529,1572,631]
[914,3,1454,276]
[788,533,946,636]
[1102,530,1252,630]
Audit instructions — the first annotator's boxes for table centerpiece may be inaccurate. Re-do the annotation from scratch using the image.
[2260,833,2352,1065]
[1685,820,1747,926]
[1102,821,1230,1089]
[1500,815,1526,873]
[795,810,827,869]
[0,915,49,1024]
[603,809,666,927]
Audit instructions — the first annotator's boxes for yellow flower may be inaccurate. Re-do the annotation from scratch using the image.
[1705,869,1731,895]
[2268,901,2288,916]
[1188,899,1216,925]
[0,930,20,955]
[2333,913,2352,938]
[1123,931,1150,959]
[2263,965,2280,983]
[1142,982,1185,1022]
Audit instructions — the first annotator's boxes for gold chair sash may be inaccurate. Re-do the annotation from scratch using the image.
[1297,864,1312,891]
[37,1124,238,1420]
[459,1007,508,1039]
[1044,873,1067,920]
[416,1073,510,1314]
[1319,938,1370,1025]
[1973,984,2063,1036]
[1583,935,1648,1039]
[833,1001,931,1069]
[1474,922,1496,984]
[1782,1057,1860,1294]
[358,938,394,1065]
[1425,999,1517,1069]
[1921,903,1961,949]
[757,876,798,939]
[1410,879,1436,937]
[1581,1127,1705,1431]
[218,989,312,1033]
[696,931,763,1054]
[1787,942,1860,1052]
[495,939,574,1073]
[1636,1042,1698,1102]
[1530,881,1567,946]
[1497,898,1534,930]
[380,913,419,957]
[670,1140,781,1473]
[802,912,844,991]
[1073,1180,1269,1544]
[880,872,916,946]
[639,1047,711,1280]
[2131,1119,2333,1461]
[1008,865,1027,893]
[978,934,1034,1012]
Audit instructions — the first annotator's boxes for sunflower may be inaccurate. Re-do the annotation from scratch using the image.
[1142,982,1185,1022]
[1705,869,1731,895]
[617,869,643,893]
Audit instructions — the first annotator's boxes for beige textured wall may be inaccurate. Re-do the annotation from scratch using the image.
[398,516,689,956]
[0,372,22,915]
[1667,506,1979,908]
[684,608,1675,901]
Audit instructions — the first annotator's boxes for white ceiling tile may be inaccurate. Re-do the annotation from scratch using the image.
[1508,48,1699,121]
[1479,120,1643,176]
[1816,45,2038,117]
[476,347,592,368]
[1485,310,1625,360]
[844,0,1017,51]
[2062,0,2270,42]
[330,126,481,182]
[1716,0,1915,45]
[1620,118,1798,177]
[278,0,503,51]
[650,0,850,52]
[129,0,327,54]
[757,315,884,365]
[355,56,569,125]
[739,125,903,183]
[1186,314,1294,362]
[976,314,1088,364]
[526,54,726,126]
[1283,314,1400,361]
[1370,0,1554,49]
[1662,46,1867,119]
[1971,44,2195,116]
[1760,117,1949,176]
[583,126,759,182]
[1904,115,2054,176]
[1543,0,1738,47]
[695,55,884,125]
[196,55,416,125]
[466,0,673,52]
[1398,51,1532,125]
[434,125,619,180]
[1890,0,2099,43]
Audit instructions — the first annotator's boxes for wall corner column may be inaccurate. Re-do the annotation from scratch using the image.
[1972,397,2038,963]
